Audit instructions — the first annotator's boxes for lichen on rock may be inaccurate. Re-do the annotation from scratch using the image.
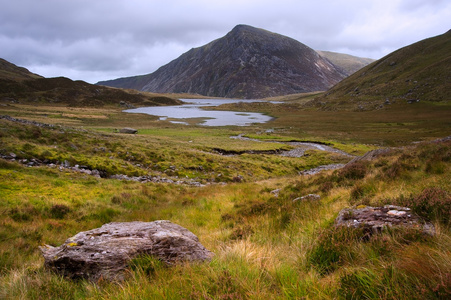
[335,205,435,236]
[39,220,213,281]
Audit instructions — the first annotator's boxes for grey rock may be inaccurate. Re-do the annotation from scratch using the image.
[119,101,136,109]
[335,205,435,236]
[39,221,213,281]
[299,163,345,175]
[270,189,281,198]
[293,194,320,202]
[119,127,138,134]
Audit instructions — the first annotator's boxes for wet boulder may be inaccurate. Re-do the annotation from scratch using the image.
[39,221,213,281]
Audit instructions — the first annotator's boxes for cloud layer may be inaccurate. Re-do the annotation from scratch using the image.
[1,0,450,83]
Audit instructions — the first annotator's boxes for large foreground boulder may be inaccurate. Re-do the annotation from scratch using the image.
[39,221,213,281]
[335,205,435,236]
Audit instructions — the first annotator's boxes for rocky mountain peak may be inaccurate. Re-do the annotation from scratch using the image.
[98,25,347,99]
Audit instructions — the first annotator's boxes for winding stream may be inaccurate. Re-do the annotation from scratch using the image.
[230,134,355,175]
[231,134,354,158]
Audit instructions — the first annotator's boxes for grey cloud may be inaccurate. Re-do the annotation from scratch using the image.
[1,0,450,83]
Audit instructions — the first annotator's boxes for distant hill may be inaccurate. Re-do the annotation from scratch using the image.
[0,58,43,81]
[316,51,375,76]
[0,58,181,107]
[98,24,347,99]
[309,30,451,110]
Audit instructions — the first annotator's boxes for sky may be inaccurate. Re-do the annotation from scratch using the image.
[1,0,450,84]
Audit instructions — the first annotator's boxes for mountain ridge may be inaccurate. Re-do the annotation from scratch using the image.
[98,25,347,99]
[316,51,375,76]
[0,58,181,107]
[0,58,43,81]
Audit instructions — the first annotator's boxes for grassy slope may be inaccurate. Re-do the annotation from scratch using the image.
[0,101,450,299]
[309,30,451,110]
[0,124,449,299]
[0,58,43,81]
[0,74,182,108]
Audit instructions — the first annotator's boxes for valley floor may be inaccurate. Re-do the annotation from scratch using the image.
[0,101,450,299]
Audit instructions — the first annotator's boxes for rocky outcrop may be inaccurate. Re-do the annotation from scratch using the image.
[39,221,213,281]
[335,205,435,236]
[98,24,346,99]
[119,127,138,134]
[346,148,391,165]
[299,163,345,175]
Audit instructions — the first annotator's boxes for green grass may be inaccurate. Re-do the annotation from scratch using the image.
[1,100,450,299]
[1,137,450,299]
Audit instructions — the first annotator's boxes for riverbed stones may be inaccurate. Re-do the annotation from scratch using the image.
[39,221,213,281]
[335,205,435,236]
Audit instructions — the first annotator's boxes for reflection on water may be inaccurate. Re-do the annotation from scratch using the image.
[123,98,273,126]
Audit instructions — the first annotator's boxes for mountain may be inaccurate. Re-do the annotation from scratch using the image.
[309,30,451,110]
[0,58,181,107]
[98,25,347,99]
[316,51,375,76]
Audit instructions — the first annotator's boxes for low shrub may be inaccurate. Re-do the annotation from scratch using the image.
[382,160,407,180]
[307,227,360,275]
[50,204,71,219]
[338,161,368,181]
[234,200,269,218]
[398,187,451,225]
[425,160,447,174]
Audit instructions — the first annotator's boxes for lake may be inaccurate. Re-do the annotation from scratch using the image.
[123,98,274,126]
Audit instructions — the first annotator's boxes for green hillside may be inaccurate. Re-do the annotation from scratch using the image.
[310,30,451,110]
[0,59,181,107]
[0,58,43,81]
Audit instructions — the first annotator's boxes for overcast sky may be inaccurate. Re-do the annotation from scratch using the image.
[1,0,450,84]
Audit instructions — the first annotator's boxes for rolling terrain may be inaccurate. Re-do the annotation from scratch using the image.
[0,29,450,299]
[0,59,181,107]
[98,25,347,99]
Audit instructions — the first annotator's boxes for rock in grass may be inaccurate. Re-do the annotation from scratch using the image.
[39,221,213,281]
[335,205,435,236]
[293,194,320,202]
[119,127,138,134]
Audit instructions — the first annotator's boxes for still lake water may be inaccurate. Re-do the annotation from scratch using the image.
[123,98,274,126]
